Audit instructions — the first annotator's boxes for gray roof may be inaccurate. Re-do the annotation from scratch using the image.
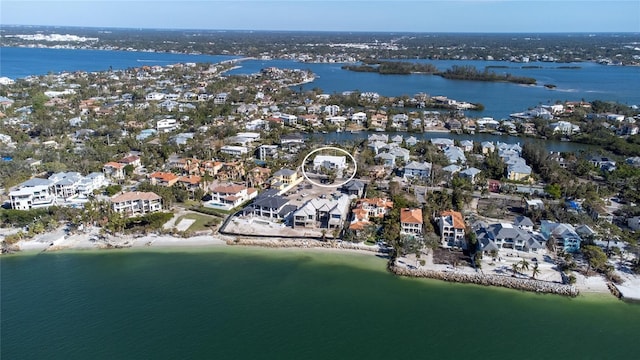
[460,167,481,177]
[253,195,289,210]
[514,216,534,227]
[21,178,53,187]
[273,168,296,177]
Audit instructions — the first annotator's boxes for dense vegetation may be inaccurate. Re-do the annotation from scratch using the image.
[342,61,438,75]
[438,65,536,84]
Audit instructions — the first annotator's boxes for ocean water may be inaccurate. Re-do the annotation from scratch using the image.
[2,248,638,360]
[1,47,638,119]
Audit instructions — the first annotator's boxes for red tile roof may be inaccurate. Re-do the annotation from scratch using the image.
[400,208,423,224]
[178,175,202,185]
[441,210,465,229]
[149,172,179,182]
[104,161,124,169]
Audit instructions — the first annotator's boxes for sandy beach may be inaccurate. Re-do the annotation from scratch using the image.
[3,226,638,300]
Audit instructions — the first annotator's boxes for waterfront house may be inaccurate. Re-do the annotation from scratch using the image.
[208,184,258,210]
[540,220,582,253]
[391,135,404,144]
[514,216,534,231]
[369,113,388,128]
[589,156,617,172]
[481,141,495,154]
[405,136,418,147]
[351,112,367,126]
[292,194,351,229]
[400,208,423,236]
[438,210,465,248]
[242,191,294,220]
[49,172,84,200]
[349,198,393,231]
[368,134,389,143]
[111,191,162,217]
[460,140,474,152]
[431,138,454,150]
[9,178,57,210]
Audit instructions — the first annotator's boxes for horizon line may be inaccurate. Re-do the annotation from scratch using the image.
[2,24,640,35]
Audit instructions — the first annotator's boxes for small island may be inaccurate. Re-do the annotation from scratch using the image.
[343,62,537,85]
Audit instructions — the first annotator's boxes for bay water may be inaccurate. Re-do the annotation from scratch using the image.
[2,248,638,359]
[1,47,639,119]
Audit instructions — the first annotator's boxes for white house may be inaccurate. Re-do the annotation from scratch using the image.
[146,92,164,101]
[293,194,351,229]
[258,144,279,161]
[207,184,258,210]
[351,112,367,125]
[156,118,178,133]
[221,145,249,157]
[111,191,163,217]
[313,155,347,171]
[9,178,57,210]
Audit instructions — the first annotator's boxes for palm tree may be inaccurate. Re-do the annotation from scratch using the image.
[519,259,530,273]
[531,263,541,279]
[511,263,520,276]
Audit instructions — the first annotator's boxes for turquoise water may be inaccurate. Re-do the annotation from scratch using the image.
[2,248,638,359]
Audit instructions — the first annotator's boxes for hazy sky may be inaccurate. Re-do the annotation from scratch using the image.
[2,0,639,33]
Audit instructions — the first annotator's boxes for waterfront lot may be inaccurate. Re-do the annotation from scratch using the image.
[223,178,348,238]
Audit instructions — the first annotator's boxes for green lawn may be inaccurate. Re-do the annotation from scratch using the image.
[175,213,220,232]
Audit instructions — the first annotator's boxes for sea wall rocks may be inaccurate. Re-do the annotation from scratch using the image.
[226,238,381,253]
[390,264,579,297]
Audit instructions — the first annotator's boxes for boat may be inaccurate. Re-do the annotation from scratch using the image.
[336,128,342,133]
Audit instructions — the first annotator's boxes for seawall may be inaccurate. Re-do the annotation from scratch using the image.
[389,264,579,297]
[226,238,382,253]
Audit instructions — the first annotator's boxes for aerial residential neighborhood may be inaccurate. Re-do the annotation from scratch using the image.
[1,31,639,303]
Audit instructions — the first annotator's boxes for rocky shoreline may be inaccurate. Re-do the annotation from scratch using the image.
[226,238,382,253]
[389,263,579,297]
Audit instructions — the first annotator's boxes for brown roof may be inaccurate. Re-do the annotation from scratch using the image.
[441,210,465,229]
[178,175,202,184]
[356,198,394,210]
[103,161,124,169]
[400,208,423,225]
[118,155,140,164]
[111,191,161,203]
[149,172,178,182]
